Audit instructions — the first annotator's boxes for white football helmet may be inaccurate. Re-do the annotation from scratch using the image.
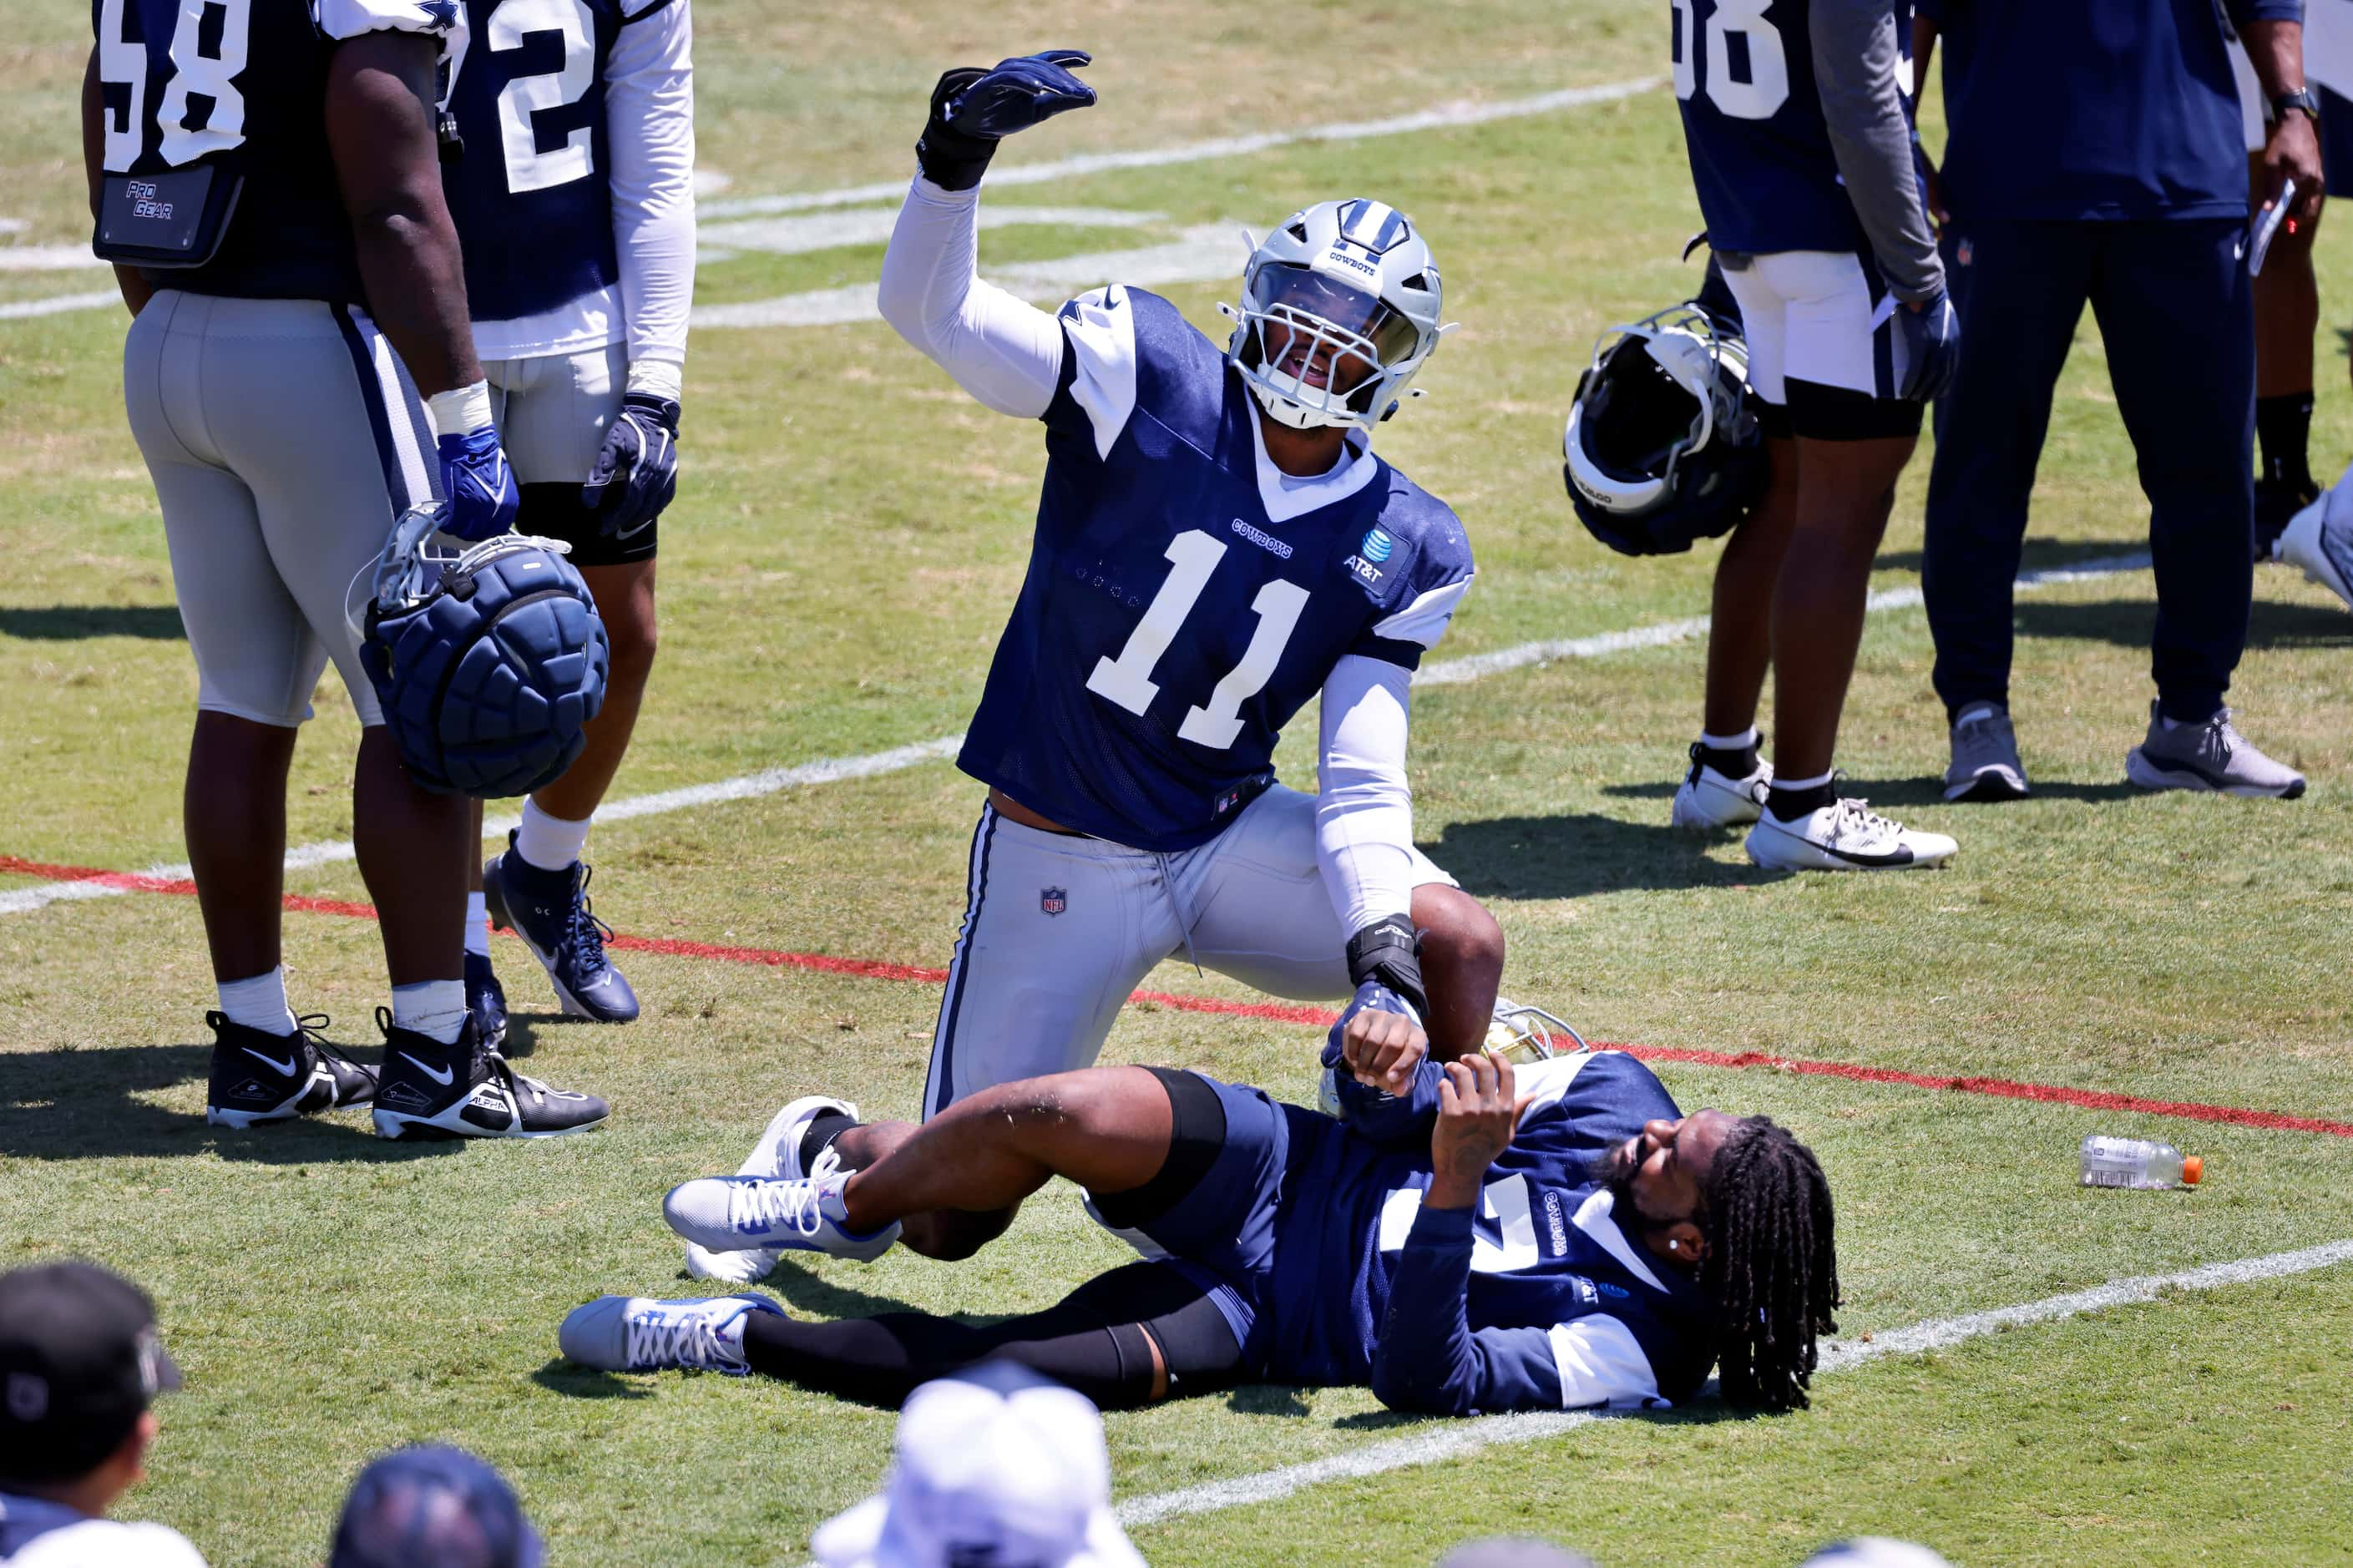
[1485,998,1589,1065]
[1222,198,1448,431]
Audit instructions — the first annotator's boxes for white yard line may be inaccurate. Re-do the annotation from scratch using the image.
[1103,1237,2353,1534]
[2,552,2157,918]
[3,77,1664,322]
[702,78,1665,220]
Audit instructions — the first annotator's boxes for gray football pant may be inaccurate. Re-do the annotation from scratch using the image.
[124,291,439,729]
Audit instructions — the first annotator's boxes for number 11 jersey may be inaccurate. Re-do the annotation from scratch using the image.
[959,286,1475,853]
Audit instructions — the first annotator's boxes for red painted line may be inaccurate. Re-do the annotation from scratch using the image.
[13,850,2353,1140]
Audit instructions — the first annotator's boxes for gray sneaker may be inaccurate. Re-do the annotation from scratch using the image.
[2124,703,2306,799]
[1945,704,2029,802]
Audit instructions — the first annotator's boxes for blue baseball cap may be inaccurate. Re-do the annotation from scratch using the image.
[328,1445,544,1568]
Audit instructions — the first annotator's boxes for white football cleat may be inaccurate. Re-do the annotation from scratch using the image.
[664,1171,900,1262]
[559,1292,781,1375]
[1746,797,1956,872]
[685,1095,861,1284]
[1671,742,1773,830]
[2275,485,2353,612]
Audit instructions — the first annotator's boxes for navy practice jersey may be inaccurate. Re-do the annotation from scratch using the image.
[1674,0,1913,254]
[90,0,459,301]
[1269,1043,1718,1411]
[441,0,669,324]
[959,286,1475,853]
[1923,0,2298,222]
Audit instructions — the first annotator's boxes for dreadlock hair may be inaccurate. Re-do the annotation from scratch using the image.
[1698,1115,1839,1413]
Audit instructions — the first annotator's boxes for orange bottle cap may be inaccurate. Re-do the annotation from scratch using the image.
[2181,1156,2204,1186]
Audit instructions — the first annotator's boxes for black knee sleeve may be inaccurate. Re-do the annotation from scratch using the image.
[1087,1066,1226,1231]
[516,481,656,566]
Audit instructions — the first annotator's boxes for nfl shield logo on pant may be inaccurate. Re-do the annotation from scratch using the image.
[1040,887,1068,917]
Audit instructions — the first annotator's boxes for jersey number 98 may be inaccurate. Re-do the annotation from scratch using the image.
[1670,0,1790,121]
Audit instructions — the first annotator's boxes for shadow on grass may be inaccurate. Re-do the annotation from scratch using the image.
[1428,815,1789,900]
[2015,596,2353,651]
[529,1360,655,1399]
[0,605,185,641]
[0,1042,454,1164]
[1603,776,2146,811]
[1227,1384,1313,1418]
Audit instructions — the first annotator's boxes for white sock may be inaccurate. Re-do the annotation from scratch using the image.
[516,798,592,873]
[465,891,491,958]
[217,967,297,1035]
[1774,770,1835,793]
[1698,726,1759,752]
[391,979,468,1045]
[1953,703,2000,728]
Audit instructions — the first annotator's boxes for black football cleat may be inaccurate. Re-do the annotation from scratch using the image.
[205,1013,377,1130]
[371,1010,609,1141]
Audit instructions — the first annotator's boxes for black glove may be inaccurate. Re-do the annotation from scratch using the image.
[916,49,1096,192]
[1345,914,1428,1023]
[581,392,681,539]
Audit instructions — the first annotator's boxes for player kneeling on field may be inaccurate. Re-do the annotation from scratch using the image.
[560,987,1840,1415]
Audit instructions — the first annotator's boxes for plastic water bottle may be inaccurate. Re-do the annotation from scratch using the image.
[2078,1134,2203,1190]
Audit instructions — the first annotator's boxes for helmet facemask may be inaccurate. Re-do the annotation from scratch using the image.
[1222,200,1447,432]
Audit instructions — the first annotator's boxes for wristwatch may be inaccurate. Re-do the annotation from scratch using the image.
[2273,88,2322,124]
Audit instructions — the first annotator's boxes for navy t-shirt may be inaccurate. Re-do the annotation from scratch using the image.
[1925,0,2302,221]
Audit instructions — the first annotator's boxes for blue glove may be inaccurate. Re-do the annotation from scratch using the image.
[436,424,519,542]
[1895,290,1959,403]
[581,392,681,539]
[916,49,1096,191]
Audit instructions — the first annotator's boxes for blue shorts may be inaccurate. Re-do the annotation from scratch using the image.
[1106,1073,1297,1371]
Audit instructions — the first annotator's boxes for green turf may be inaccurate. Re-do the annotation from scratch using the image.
[5,4,2353,1565]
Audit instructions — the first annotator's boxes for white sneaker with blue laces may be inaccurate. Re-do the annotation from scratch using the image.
[664,1170,900,1262]
[558,1293,782,1374]
[685,1095,862,1284]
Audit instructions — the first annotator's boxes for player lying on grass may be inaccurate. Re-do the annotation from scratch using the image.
[792,45,1505,1276]
[564,988,1842,1415]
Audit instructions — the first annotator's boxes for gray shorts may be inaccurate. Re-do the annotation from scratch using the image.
[483,343,626,485]
[124,291,439,728]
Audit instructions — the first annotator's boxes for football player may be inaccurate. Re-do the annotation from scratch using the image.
[844,47,1503,1253]
[1667,0,1960,867]
[83,0,607,1139]
[439,0,697,1041]
[564,985,1841,1418]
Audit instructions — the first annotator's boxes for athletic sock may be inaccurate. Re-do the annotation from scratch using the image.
[2257,392,2315,492]
[1696,726,1761,777]
[1765,770,1837,822]
[217,967,298,1035]
[799,1111,859,1173]
[515,799,592,874]
[391,979,468,1045]
[464,892,491,959]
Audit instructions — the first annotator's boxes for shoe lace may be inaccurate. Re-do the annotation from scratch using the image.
[807,1143,846,1183]
[731,1178,826,1241]
[625,1307,741,1373]
[292,1014,372,1080]
[1829,796,1897,840]
[561,865,617,975]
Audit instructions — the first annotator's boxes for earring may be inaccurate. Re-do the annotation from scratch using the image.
[1667,1239,1680,1252]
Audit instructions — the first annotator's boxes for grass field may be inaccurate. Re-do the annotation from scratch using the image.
[5,4,2353,1564]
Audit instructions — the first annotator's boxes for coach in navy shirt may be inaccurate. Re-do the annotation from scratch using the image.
[1920,0,2315,803]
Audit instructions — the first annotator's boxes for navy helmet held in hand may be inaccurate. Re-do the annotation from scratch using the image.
[1563,297,1767,557]
[362,505,610,798]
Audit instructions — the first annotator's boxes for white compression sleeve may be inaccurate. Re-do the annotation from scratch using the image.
[607,0,696,387]
[1317,653,1419,935]
[876,177,1067,417]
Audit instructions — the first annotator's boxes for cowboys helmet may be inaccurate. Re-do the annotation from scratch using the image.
[1485,998,1590,1065]
[1222,198,1448,431]
[1563,301,1766,556]
[361,506,609,798]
